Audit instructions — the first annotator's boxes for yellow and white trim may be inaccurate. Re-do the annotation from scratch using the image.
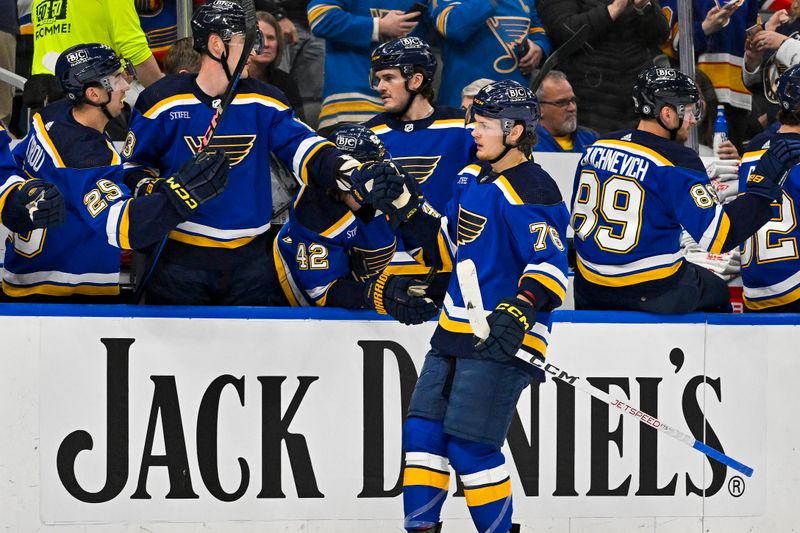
[576,251,684,287]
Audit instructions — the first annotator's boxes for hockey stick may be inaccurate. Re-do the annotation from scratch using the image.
[134,0,257,304]
[529,24,589,91]
[455,259,755,478]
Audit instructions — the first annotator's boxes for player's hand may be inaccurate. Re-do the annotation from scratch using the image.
[473,296,535,363]
[350,161,403,205]
[371,167,425,228]
[164,150,230,218]
[366,273,438,325]
[747,137,800,201]
[20,179,65,228]
[378,10,420,39]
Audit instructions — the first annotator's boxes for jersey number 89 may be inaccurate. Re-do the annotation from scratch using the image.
[571,171,644,253]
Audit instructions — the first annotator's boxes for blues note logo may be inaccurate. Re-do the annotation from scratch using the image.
[487,16,531,74]
[184,135,257,166]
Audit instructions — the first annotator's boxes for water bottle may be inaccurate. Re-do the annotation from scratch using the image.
[713,104,728,155]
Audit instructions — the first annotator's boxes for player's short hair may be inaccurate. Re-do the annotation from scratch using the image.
[164,38,201,75]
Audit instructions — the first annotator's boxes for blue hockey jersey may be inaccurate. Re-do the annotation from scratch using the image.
[273,184,396,306]
[365,106,476,274]
[424,160,569,366]
[3,101,180,297]
[124,74,340,264]
[738,141,800,310]
[430,0,552,107]
[571,129,730,288]
[308,0,428,130]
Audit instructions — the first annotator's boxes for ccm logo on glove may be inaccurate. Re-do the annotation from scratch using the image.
[496,301,531,330]
[165,176,199,210]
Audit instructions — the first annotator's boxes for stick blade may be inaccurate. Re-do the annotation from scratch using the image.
[456,259,490,340]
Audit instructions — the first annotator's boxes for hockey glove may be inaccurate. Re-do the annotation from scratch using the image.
[366,273,438,325]
[473,296,536,363]
[164,150,230,219]
[747,138,800,201]
[349,161,403,205]
[2,179,65,232]
[372,169,425,229]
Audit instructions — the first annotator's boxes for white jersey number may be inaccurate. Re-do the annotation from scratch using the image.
[741,192,798,266]
[572,171,644,253]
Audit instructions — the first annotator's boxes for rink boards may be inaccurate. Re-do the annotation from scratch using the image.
[0,305,795,529]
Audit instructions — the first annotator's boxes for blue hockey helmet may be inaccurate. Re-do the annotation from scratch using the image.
[777,64,800,113]
[55,43,135,102]
[469,79,540,138]
[192,0,248,52]
[369,36,437,90]
[330,124,387,162]
[633,67,702,121]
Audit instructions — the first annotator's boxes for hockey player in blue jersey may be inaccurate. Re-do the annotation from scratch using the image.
[123,0,400,305]
[0,125,65,248]
[572,66,797,313]
[365,37,476,279]
[3,43,229,300]
[273,124,437,323]
[738,65,800,312]
[364,80,568,532]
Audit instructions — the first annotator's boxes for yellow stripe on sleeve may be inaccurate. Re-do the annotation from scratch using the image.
[118,201,132,250]
[520,273,566,303]
[709,212,731,254]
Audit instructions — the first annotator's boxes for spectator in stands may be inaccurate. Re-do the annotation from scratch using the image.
[163,37,201,75]
[30,0,163,88]
[534,70,597,153]
[257,0,324,128]
[308,0,425,134]
[135,0,205,67]
[0,0,17,127]
[460,77,494,117]
[431,0,550,108]
[742,2,800,144]
[249,11,305,120]
[539,0,669,134]
[687,0,759,151]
